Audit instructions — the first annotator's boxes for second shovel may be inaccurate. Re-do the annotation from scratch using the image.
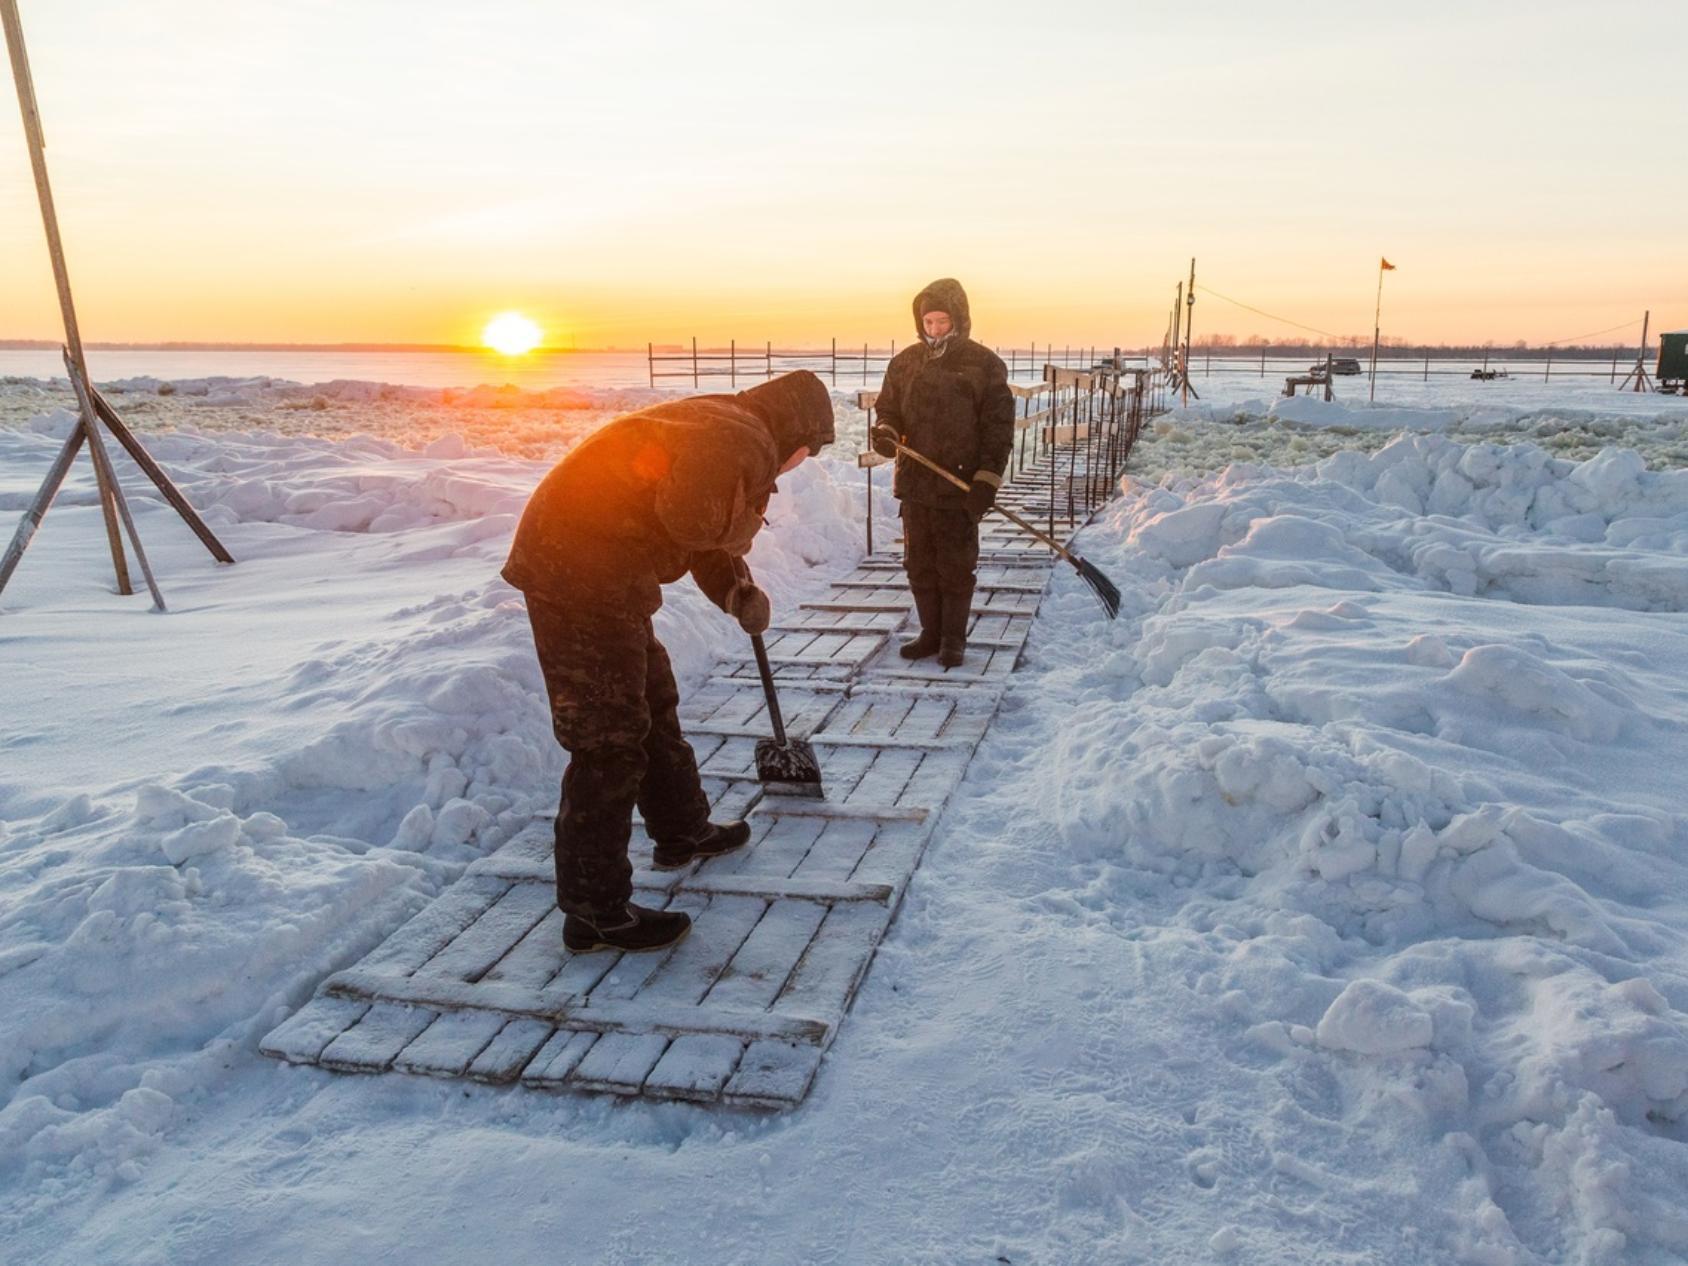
[749,633,824,798]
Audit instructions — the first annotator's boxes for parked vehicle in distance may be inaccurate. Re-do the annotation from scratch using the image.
[1310,357,1363,376]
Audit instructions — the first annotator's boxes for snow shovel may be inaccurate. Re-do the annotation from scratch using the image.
[880,436,1122,619]
[749,633,824,797]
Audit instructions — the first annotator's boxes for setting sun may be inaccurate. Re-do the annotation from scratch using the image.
[481,311,542,355]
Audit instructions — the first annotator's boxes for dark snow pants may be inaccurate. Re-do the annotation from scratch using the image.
[900,501,979,640]
[525,592,711,919]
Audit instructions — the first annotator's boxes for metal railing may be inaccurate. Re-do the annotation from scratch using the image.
[646,339,1119,388]
[852,362,1167,553]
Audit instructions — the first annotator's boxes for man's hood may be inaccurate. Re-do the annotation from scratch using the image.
[737,370,836,460]
[911,277,971,342]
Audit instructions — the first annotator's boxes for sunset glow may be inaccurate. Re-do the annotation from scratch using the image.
[0,3,1683,347]
[481,312,541,356]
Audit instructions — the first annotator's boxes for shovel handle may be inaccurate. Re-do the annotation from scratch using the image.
[749,633,788,744]
[885,436,1083,566]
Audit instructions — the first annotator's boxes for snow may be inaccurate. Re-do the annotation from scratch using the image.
[4,375,1688,1263]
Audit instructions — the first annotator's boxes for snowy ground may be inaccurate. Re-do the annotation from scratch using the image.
[3,378,1687,1264]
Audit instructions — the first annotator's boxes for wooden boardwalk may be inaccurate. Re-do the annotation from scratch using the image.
[262,452,1089,1109]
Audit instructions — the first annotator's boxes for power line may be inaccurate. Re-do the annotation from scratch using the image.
[1193,284,1345,341]
[1542,318,1641,348]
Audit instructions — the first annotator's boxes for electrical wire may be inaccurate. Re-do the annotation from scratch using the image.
[1542,318,1641,348]
[1193,284,1345,341]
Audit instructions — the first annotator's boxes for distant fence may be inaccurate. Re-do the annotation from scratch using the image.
[1180,348,1650,384]
[646,339,1131,388]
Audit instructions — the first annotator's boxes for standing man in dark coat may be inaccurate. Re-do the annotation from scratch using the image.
[871,278,1016,668]
[502,371,835,953]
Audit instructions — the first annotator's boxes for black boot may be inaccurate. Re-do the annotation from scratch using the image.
[900,587,943,660]
[563,902,692,954]
[650,819,751,870]
[937,587,972,669]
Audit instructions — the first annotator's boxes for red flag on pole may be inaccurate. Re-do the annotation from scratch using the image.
[1380,258,1396,271]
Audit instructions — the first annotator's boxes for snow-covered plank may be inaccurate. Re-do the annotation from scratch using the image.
[705,898,830,1012]
[788,818,880,883]
[722,1041,824,1109]
[466,1017,556,1083]
[759,799,928,824]
[359,876,509,975]
[773,901,891,1029]
[895,750,971,811]
[521,1027,599,1088]
[259,995,369,1065]
[421,880,555,983]
[393,1009,508,1078]
[632,895,769,1006]
[567,1031,671,1095]
[322,965,829,1043]
[704,811,823,880]
[318,1002,438,1073]
[643,1034,746,1102]
[478,907,565,987]
[842,747,922,808]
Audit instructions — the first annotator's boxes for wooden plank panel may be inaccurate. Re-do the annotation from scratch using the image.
[644,1034,746,1101]
[634,895,769,1005]
[702,812,822,879]
[394,1009,508,1078]
[318,1002,437,1073]
[789,818,879,882]
[774,902,892,1029]
[723,1041,824,1109]
[467,1017,556,1083]
[259,995,370,1064]
[422,881,555,983]
[568,1031,671,1095]
[705,898,830,1012]
[843,747,922,808]
[522,1028,599,1088]
[360,877,508,975]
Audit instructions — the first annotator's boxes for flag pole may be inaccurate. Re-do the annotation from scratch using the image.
[1369,259,1386,402]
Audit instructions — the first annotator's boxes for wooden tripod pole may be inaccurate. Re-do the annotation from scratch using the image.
[2,0,143,598]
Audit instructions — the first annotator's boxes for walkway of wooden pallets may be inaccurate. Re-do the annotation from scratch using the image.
[260,455,1087,1109]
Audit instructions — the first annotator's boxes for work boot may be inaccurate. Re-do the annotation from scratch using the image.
[937,588,972,669]
[562,902,692,954]
[900,587,943,660]
[650,819,751,870]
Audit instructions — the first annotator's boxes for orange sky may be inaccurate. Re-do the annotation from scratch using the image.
[3,1,1684,349]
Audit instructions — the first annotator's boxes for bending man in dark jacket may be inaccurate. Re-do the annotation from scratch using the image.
[871,278,1015,667]
[502,371,835,953]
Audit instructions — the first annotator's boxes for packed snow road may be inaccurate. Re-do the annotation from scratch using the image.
[2,382,1687,1264]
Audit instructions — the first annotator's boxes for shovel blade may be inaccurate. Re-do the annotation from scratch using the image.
[755,736,825,798]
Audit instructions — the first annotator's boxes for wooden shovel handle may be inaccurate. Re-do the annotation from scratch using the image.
[885,437,1081,565]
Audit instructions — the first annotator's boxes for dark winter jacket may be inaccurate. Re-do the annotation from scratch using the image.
[874,278,1015,506]
[501,371,835,616]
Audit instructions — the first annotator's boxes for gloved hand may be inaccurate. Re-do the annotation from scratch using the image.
[870,423,900,459]
[964,476,997,522]
[725,581,771,636]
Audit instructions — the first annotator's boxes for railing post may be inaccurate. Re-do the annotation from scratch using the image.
[692,336,698,389]
[1545,349,1552,382]
[862,342,868,386]
[831,337,837,386]
[648,341,654,388]
[730,338,736,389]
[765,340,771,380]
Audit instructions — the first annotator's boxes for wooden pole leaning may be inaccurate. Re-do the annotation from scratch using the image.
[0,0,233,608]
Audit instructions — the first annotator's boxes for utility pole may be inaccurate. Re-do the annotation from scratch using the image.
[1369,257,1394,403]
[1182,258,1196,407]
[1619,310,1654,393]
